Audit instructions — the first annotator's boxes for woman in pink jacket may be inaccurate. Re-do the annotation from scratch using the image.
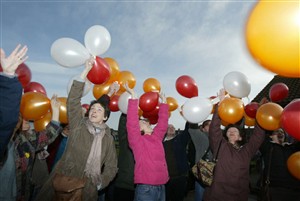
[124,83,169,201]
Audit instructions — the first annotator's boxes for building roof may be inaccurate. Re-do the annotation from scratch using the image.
[251,75,300,108]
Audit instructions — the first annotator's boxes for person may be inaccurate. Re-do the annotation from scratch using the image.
[36,57,118,201]
[188,119,212,201]
[203,89,266,201]
[259,128,300,201]
[125,83,169,201]
[0,95,62,201]
[0,44,28,167]
[113,113,135,201]
[163,123,190,201]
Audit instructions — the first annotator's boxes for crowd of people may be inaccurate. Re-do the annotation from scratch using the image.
[0,44,299,201]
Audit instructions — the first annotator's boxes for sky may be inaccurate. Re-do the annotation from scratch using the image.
[0,0,276,130]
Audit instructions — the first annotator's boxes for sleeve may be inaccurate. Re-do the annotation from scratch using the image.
[245,123,265,156]
[152,103,169,140]
[208,105,223,154]
[126,99,141,147]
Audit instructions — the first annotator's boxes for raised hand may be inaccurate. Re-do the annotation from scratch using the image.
[50,94,61,122]
[107,81,120,96]
[159,91,166,103]
[80,56,95,80]
[0,44,28,75]
[123,82,136,99]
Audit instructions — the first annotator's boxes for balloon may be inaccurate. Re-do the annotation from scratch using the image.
[246,1,299,77]
[148,115,159,125]
[139,92,159,112]
[218,97,244,124]
[244,102,259,119]
[84,25,111,56]
[117,71,136,92]
[175,75,198,98]
[223,71,251,98]
[87,56,111,85]
[256,102,283,131]
[269,83,289,102]
[244,113,256,127]
[1,63,33,88]
[34,111,52,132]
[20,92,50,121]
[109,95,120,112]
[166,97,178,112]
[287,151,300,180]
[104,57,120,84]
[182,97,213,124]
[57,97,68,124]
[93,82,111,99]
[143,78,161,92]
[23,81,47,95]
[143,105,159,119]
[51,37,90,68]
[67,75,92,97]
[82,104,90,111]
[280,99,300,141]
[118,92,132,114]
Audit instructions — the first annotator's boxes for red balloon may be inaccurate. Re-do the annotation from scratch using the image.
[143,105,160,119]
[244,102,259,118]
[139,92,159,112]
[148,115,158,125]
[280,99,300,141]
[81,104,90,111]
[175,75,198,98]
[87,56,111,85]
[269,83,289,102]
[109,95,120,112]
[0,63,32,88]
[24,81,47,95]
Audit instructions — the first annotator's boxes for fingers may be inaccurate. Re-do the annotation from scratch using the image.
[10,44,21,57]
[0,48,6,59]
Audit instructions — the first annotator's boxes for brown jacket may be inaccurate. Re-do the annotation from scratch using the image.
[36,80,118,201]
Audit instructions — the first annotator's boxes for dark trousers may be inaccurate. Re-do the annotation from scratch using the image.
[113,186,135,201]
[269,187,300,201]
[165,175,188,201]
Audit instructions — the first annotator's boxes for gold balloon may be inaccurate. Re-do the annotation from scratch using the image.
[256,102,283,130]
[244,113,256,127]
[34,111,52,131]
[58,97,68,124]
[93,83,111,99]
[143,78,161,92]
[166,97,178,112]
[104,57,120,84]
[20,92,50,121]
[246,1,300,77]
[287,151,300,180]
[218,98,244,124]
[117,71,136,92]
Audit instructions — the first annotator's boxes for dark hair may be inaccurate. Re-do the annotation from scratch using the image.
[223,124,247,146]
[86,95,111,122]
[202,120,211,128]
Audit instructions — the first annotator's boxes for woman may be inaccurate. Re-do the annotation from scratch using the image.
[36,58,118,201]
[125,83,169,201]
[203,89,265,201]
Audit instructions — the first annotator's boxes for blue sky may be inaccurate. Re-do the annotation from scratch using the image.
[1,0,275,130]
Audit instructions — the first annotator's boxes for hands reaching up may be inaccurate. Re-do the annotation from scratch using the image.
[80,56,95,80]
[51,94,61,122]
[107,81,120,97]
[159,91,166,104]
[123,82,136,99]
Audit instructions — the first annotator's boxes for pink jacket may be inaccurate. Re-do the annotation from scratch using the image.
[126,99,169,185]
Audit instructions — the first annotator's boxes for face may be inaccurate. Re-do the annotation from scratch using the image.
[22,119,30,131]
[202,121,211,132]
[270,129,285,144]
[139,119,152,135]
[226,127,241,144]
[167,124,176,137]
[88,103,107,124]
[62,125,70,136]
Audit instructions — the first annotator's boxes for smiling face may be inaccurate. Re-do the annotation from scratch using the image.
[88,103,107,124]
[270,129,285,144]
[226,127,242,145]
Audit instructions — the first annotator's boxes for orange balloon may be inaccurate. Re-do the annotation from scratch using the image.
[93,83,111,99]
[20,92,50,121]
[218,98,244,124]
[143,78,161,92]
[246,1,299,77]
[166,97,178,112]
[244,113,256,127]
[138,108,143,118]
[57,97,68,124]
[256,102,283,130]
[104,57,120,84]
[287,151,300,180]
[34,111,52,131]
[221,120,230,127]
[116,71,136,92]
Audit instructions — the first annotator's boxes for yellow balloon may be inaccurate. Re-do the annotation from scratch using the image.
[104,57,120,84]
[256,102,283,130]
[143,78,161,92]
[246,1,300,77]
[218,98,244,124]
[166,97,178,112]
[117,71,136,92]
[34,111,52,131]
[244,113,256,127]
[93,83,111,99]
[57,97,68,124]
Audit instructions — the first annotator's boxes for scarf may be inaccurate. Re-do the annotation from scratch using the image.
[84,119,107,185]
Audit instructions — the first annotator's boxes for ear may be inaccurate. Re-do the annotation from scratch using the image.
[103,116,108,121]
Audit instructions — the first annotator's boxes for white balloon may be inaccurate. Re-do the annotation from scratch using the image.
[67,75,92,97]
[182,97,213,124]
[223,71,251,98]
[84,25,111,56]
[118,92,132,114]
[51,38,90,68]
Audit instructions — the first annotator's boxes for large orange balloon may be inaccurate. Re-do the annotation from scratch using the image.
[57,97,68,124]
[256,102,283,131]
[20,92,50,121]
[246,1,300,77]
[218,98,244,124]
[104,57,120,84]
[34,111,52,131]
[117,71,136,92]
[143,78,161,92]
[166,97,178,112]
[244,113,256,127]
[93,83,111,99]
[287,151,300,180]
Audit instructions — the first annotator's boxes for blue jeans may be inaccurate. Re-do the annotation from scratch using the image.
[134,184,165,201]
[195,181,205,201]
